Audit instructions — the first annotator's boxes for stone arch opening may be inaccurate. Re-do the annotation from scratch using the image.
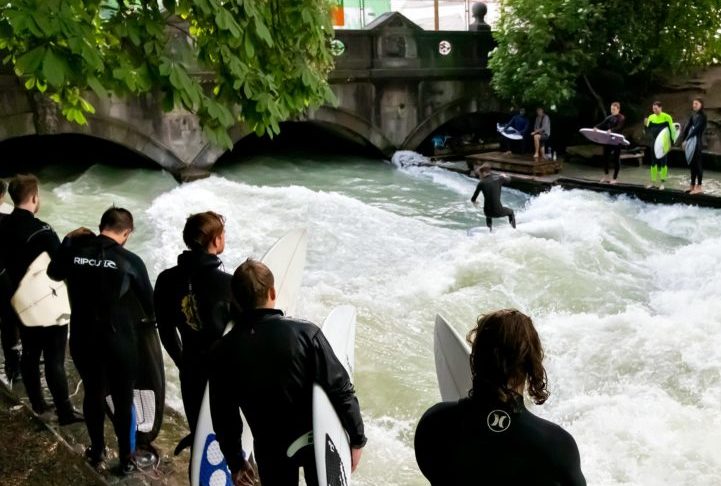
[401,97,504,154]
[0,133,160,177]
[214,118,388,167]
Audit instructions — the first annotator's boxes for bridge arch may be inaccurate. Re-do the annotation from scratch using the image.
[401,96,502,151]
[0,112,185,172]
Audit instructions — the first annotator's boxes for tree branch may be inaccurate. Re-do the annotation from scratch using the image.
[583,74,606,117]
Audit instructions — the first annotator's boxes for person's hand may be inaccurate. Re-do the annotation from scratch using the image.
[65,227,95,239]
[232,461,256,486]
[472,200,479,207]
[351,447,363,473]
[682,141,686,149]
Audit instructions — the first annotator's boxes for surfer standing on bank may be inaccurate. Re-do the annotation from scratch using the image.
[414,309,586,486]
[154,211,231,452]
[209,259,366,486]
[680,98,707,195]
[0,174,82,424]
[595,102,626,184]
[0,178,21,385]
[644,101,677,190]
[48,208,155,474]
[471,163,516,232]
[499,108,528,154]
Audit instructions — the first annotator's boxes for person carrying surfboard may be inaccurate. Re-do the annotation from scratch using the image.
[531,106,551,160]
[595,102,626,184]
[471,163,516,232]
[48,207,156,474]
[0,178,22,385]
[154,211,231,452]
[644,101,677,190]
[414,309,586,485]
[680,98,707,195]
[0,174,83,425]
[209,259,366,486]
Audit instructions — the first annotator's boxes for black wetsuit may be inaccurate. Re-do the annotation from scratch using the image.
[0,210,21,381]
[0,208,75,417]
[48,234,155,461]
[154,250,231,434]
[681,110,707,186]
[415,396,586,486]
[471,174,516,231]
[595,113,626,179]
[209,308,366,485]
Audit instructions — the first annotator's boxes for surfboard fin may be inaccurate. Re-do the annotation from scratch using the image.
[286,431,313,458]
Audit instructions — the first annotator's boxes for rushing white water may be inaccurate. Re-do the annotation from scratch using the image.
[33,152,721,485]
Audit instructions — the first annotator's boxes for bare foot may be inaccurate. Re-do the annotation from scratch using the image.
[659,184,665,190]
[609,179,618,185]
[600,177,608,183]
[645,184,655,189]
[691,186,704,195]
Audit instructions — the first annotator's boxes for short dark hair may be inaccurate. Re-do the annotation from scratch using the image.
[0,179,6,197]
[183,211,225,251]
[611,101,621,109]
[467,309,549,407]
[99,207,134,233]
[232,259,275,310]
[653,101,662,108]
[8,174,39,205]
[693,97,704,108]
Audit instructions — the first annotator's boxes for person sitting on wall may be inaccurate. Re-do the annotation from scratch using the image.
[499,108,529,155]
[531,107,551,160]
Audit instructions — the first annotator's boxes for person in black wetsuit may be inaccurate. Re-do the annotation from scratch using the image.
[596,102,626,184]
[0,178,22,385]
[471,163,516,232]
[415,309,586,486]
[0,174,82,424]
[154,211,231,452]
[680,98,708,195]
[209,259,367,486]
[48,207,155,473]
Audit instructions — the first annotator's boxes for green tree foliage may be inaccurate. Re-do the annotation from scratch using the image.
[489,0,721,108]
[0,0,336,147]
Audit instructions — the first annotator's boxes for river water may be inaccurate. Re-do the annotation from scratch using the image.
[31,151,721,485]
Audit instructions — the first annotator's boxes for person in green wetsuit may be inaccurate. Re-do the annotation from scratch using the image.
[644,101,677,190]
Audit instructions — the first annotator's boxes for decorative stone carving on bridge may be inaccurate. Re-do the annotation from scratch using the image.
[31,93,60,135]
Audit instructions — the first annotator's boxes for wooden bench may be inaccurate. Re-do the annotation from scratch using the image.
[466,152,562,176]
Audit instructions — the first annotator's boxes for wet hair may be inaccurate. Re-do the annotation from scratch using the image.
[652,101,662,108]
[693,98,704,109]
[99,207,134,233]
[8,174,39,205]
[183,211,225,251]
[611,102,621,109]
[466,309,549,406]
[0,179,6,197]
[232,259,275,310]
[479,162,492,175]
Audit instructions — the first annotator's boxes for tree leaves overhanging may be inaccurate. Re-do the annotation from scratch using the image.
[0,0,336,148]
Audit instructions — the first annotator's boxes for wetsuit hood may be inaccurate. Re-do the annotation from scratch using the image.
[177,249,223,274]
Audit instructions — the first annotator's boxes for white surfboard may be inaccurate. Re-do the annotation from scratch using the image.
[191,229,308,486]
[434,314,472,402]
[684,135,697,164]
[579,128,630,146]
[312,305,356,486]
[11,252,70,327]
[497,123,523,141]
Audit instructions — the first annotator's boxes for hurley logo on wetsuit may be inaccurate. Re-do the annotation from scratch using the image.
[487,410,512,433]
[73,257,118,269]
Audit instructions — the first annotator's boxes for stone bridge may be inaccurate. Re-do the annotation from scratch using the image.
[0,12,498,177]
